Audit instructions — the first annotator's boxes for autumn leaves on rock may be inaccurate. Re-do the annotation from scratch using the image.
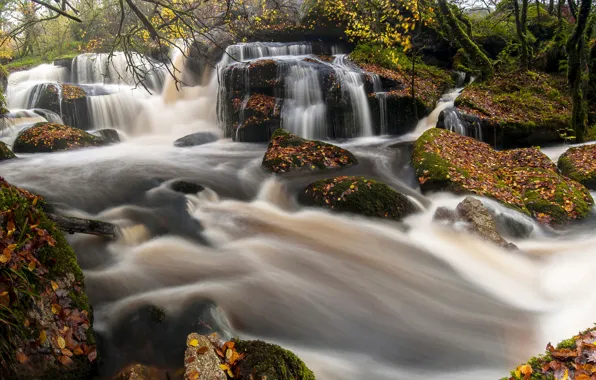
[413,128,594,225]
[13,122,108,153]
[558,144,596,190]
[0,178,96,379]
[262,129,357,173]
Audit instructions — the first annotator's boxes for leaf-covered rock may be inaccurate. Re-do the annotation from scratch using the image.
[262,129,357,173]
[558,144,596,190]
[26,83,90,130]
[184,333,227,380]
[0,178,96,379]
[13,122,109,153]
[300,176,417,221]
[413,128,594,225]
[0,141,16,161]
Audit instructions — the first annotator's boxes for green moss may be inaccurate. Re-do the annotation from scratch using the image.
[0,141,16,161]
[13,122,107,154]
[557,145,596,189]
[234,339,315,380]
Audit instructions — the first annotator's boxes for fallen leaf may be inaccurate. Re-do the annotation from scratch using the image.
[188,338,199,347]
[197,346,209,354]
[16,351,28,364]
[57,336,66,349]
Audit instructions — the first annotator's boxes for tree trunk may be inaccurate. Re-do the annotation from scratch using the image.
[437,0,493,79]
[513,0,532,70]
[566,0,593,142]
[548,0,555,14]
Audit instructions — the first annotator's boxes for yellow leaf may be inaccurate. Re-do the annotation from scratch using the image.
[51,304,61,315]
[39,330,47,345]
[28,261,35,271]
[219,364,230,371]
[51,281,59,291]
[0,252,10,264]
[57,336,66,349]
[226,348,233,360]
[188,338,199,347]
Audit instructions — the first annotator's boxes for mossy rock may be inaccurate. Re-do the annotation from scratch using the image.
[300,176,417,220]
[558,144,596,190]
[13,122,108,153]
[0,141,16,161]
[234,339,315,380]
[29,83,90,130]
[262,129,357,173]
[501,325,596,380]
[0,178,96,379]
[413,128,594,225]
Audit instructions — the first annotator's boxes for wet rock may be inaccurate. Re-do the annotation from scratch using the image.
[113,364,168,380]
[174,132,219,147]
[13,122,110,153]
[437,71,571,148]
[0,178,96,379]
[456,197,517,250]
[433,206,457,223]
[223,59,281,94]
[228,94,282,142]
[234,339,315,380]
[413,128,594,225]
[184,333,227,380]
[300,176,417,221]
[94,128,121,144]
[262,128,357,173]
[0,141,16,161]
[487,206,534,239]
[170,181,205,194]
[29,83,90,130]
[558,144,596,190]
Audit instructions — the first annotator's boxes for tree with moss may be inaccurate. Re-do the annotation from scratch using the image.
[513,0,532,69]
[566,0,593,142]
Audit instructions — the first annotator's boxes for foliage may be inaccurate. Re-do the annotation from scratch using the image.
[300,176,417,220]
[558,144,596,189]
[413,128,594,225]
[13,123,107,154]
[262,129,357,173]
[0,142,16,161]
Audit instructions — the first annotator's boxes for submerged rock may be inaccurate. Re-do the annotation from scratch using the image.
[0,141,16,161]
[262,129,357,173]
[0,178,96,379]
[113,364,167,380]
[558,144,596,190]
[93,128,121,144]
[413,128,594,225]
[170,180,205,194]
[300,176,417,221]
[174,132,219,147]
[437,71,572,148]
[13,122,109,153]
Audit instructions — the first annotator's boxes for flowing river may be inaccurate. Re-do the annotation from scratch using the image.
[1,43,596,379]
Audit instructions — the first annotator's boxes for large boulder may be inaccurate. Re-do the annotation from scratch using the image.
[0,178,96,379]
[262,129,357,173]
[229,94,282,142]
[300,176,417,221]
[28,83,90,130]
[558,144,596,190]
[413,128,594,225]
[0,141,16,161]
[13,122,109,153]
[438,71,572,148]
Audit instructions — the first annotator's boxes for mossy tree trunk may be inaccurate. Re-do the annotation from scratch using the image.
[566,0,593,142]
[437,0,493,79]
[548,0,555,14]
[513,0,532,70]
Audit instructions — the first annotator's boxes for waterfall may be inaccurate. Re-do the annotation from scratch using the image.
[87,91,141,130]
[442,108,483,141]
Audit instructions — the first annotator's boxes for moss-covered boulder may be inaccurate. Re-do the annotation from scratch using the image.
[13,122,109,153]
[0,178,96,379]
[558,144,596,190]
[300,176,417,220]
[501,326,596,380]
[438,71,572,148]
[230,94,282,142]
[262,129,357,173]
[28,83,90,130]
[413,128,594,225]
[234,339,315,380]
[0,141,16,161]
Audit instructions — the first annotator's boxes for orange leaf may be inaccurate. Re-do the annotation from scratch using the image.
[197,346,209,354]
[16,351,28,364]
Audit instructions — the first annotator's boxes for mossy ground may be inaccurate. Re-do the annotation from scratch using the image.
[300,176,417,220]
[455,71,571,132]
[350,43,454,108]
[13,122,106,153]
[234,339,315,380]
[262,129,357,173]
[558,144,596,189]
[0,141,16,161]
[0,178,96,379]
[413,128,593,225]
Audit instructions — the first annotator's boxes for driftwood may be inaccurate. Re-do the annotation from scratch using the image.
[47,214,119,239]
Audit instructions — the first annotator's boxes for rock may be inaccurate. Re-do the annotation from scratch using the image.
[170,181,205,194]
[0,141,16,161]
[456,197,517,250]
[13,122,110,153]
[300,176,417,221]
[413,128,594,225]
[558,144,596,190]
[438,71,572,148]
[0,178,96,379]
[28,83,90,130]
[174,132,218,147]
[228,94,282,142]
[262,129,357,173]
[113,364,167,380]
[93,128,121,144]
[184,333,227,380]
[433,206,458,223]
